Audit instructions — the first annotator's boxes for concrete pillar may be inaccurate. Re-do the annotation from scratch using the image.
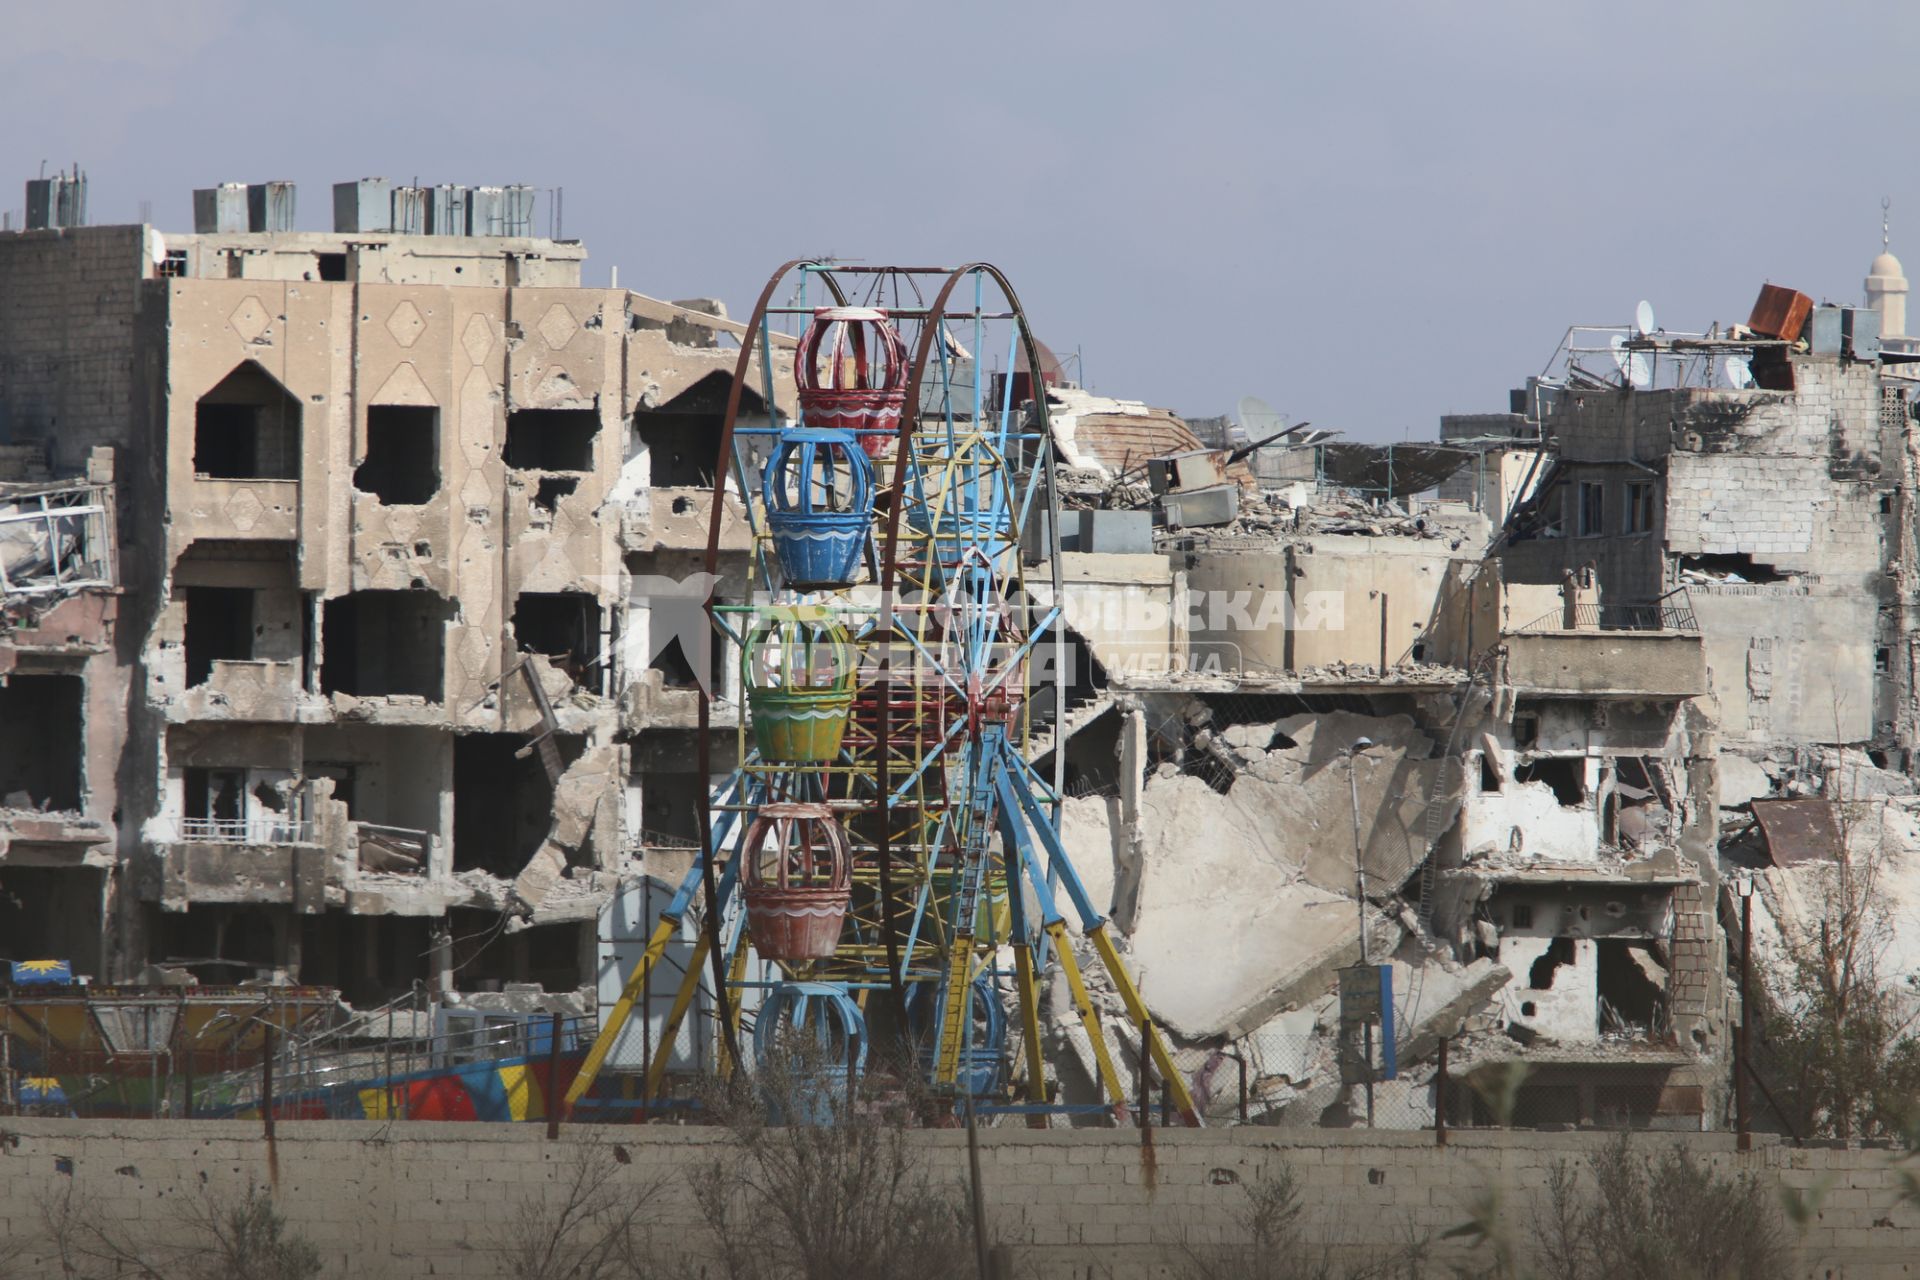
[1112,699,1149,932]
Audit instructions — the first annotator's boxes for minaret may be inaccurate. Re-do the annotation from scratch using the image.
[1867,197,1908,339]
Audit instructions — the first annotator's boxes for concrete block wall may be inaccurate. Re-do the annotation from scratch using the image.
[0,226,147,470]
[1666,452,1882,578]
[1,1121,1917,1278]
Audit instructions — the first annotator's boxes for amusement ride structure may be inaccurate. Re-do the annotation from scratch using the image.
[566,262,1198,1124]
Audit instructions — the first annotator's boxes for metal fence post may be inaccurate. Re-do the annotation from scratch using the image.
[1737,885,1753,1152]
[261,1023,275,1141]
[546,1011,564,1139]
[1137,1017,1150,1131]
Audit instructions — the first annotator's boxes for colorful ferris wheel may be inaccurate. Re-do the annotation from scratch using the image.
[567,262,1197,1125]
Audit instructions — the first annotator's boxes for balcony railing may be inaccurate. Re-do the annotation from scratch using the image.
[175,816,312,845]
[1512,588,1698,635]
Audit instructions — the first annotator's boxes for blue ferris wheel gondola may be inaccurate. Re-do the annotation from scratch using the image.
[752,981,868,1124]
[763,428,873,590]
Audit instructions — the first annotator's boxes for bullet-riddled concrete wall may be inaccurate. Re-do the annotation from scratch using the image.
[0,1121,1914,1278]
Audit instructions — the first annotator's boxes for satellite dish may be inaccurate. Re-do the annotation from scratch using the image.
[1626,353,1651,387]
[1609,334,1630,372]
[146,228,166,268]
[1237,395,1286,437]
[1722,356,1753,389]
[1634,300,1656,337]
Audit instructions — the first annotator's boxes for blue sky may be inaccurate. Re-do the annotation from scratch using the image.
[7,1,1917,438]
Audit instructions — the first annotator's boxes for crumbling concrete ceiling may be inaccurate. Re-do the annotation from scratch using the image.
[1063,707,1448,1039]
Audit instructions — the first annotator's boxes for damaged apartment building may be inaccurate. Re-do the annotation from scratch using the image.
[1032,364,1724,1126]
[0,175,785,1009]
[1027,262,1920,1128]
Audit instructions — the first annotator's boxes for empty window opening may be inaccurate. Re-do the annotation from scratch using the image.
[1882,492,1895,514]
[1528,936,1577,990]
[1577,481,1605,537]
[1676,553,1789,585]
[193,362,301,480]
[0,675,83,810]
[632,373,744,488]
[182,768,245,823]
[1512,713,1540,751]
[1515,757,1585,807]
[183,587,253,686]
[158,250,189,278]
[1511,903,1535,929]
[446,910,586,993]
[635,414,718,488]
[1596,939,1668,1037]
[0,867,104,977]
[292,914,430,1007]
[1623,481,1656,534]
[648,612,725,692]
[320,591,454,700]
[512,592,603,677]
[452,733,585,876]
[152,904,282,983]
[316,253,347,282]
[1876,646,1893,675]
[1479,752,1501,793]
[354,405,440,505]
[533,475,579,513]
[503,408,598,471]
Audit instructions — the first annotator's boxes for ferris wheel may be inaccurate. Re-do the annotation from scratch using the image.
[567,262,1198,1125]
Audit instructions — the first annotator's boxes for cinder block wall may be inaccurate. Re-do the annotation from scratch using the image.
[0,226,146,468]
[1,1121,1916,1277]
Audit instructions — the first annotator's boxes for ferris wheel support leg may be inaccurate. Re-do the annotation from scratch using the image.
[996,739,1203,1125]
[931,937,975,1088]
[718,939,753,1083]
[1086,927,1202,1127]
[1010,942,1048,1116]
[563,842,728,1114]
[563,908,684,1113]
[1046,919,1130,1123]
[998,832,1049,1115]
[645,931,713,1103]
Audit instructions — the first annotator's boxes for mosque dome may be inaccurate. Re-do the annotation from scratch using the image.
[1871,250,1905,280]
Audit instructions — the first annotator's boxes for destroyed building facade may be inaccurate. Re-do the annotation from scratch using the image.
[0,190,788,1007]
[1036,371,1731,1125]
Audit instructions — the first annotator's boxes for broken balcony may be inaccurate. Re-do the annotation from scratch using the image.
[0,480,115,606]
[1502,591,1705,698]
[162,541,310,720]
[152,770,331,912]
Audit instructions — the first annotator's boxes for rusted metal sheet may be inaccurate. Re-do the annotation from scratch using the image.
[1748,284,1814,342]
[1751,798,1840,865]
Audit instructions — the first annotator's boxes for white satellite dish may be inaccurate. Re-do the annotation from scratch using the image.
[1237,394,1286,437]
[1634,300,1656,337]
[1610,333,1650,387]
[1722,355,1753,389]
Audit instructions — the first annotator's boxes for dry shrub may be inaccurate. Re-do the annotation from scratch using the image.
[685,1042,977,1280]
[1527,1136,1787,1280]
